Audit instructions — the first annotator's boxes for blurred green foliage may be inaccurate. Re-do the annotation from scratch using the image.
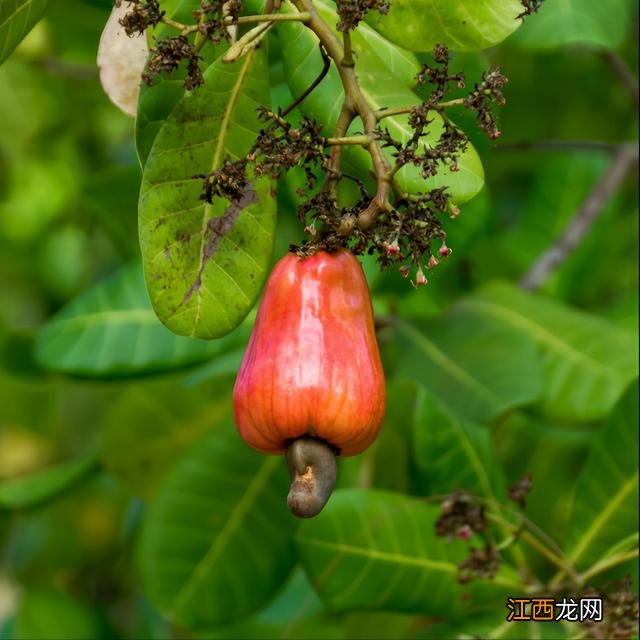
[0,0,638,639]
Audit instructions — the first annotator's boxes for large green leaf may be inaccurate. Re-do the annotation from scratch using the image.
[365,0,523,52]
[34,263,250,377]
[101,375,234,498]
[139,48,276,339]
[459,282,639,421]
[137,423,296,628]
[0,0,47,64]
[388,306,543,424]
[296,489,521,615]
[563,382,638,570]
[412,386,505,499]
[509,0,632,50]
[0,451,99,510]
[278,3,485,204]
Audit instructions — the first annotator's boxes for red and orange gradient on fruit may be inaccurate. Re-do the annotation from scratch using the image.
[233,248,386,457]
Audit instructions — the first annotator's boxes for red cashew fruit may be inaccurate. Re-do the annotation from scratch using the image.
[233,249,386,458]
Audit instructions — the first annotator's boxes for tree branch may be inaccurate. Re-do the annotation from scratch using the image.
[161,12,311,36]
[290,0,391,229]
[375,98,465,120]
[520,142,639,291]
[601,49,639,108]
[281,43,330,118]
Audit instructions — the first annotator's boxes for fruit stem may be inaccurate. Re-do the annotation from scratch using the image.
[286,437,337,518]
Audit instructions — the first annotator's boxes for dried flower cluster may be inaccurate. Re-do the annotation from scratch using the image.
[434,491,503,585]
[387,44,468,176]
[463,68,508,139]
[200,107,328,204]
[518,0,545,19]
[580,577,639,640]
[120,0,239,89]
[143,35,203,89]
[342,46,503,279]
[196,0,242,43]
[507,472,533,508]
[117,0,164,36]
[335,0,390,32]
[457,544,502,584]
[435,491,487,541]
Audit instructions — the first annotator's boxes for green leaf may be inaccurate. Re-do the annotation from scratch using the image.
[422,614,568,640]
[493,412,596,546]
[101,375,234,498]
[459,282,639,421]
[509,0,632,50]
[0,451,99,510]
[296,488,521,615]
[412,386,504,499]
[0,0,48,64]
[137,423,296,628]
[389,307,543,423]
[139,49,276,339]
[34,263,250,377]
[14,587,103,640]
[563,382,638,570]
[315,0,420,88]
[211,568,346,639]
[135,0,222,165]
[347,66,485,203]
[278,3,484,204]
[365,379,421,494]
[365,0,523,52]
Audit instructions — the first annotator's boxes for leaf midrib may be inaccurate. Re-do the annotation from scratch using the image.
[170,455,281,617]
[44,309,160,331]
[462,298,629,379]
[568,470,639,565]
[398,320,503,407]
[190,52,255,334]
[0,0,31,30]
[301,536,521,590]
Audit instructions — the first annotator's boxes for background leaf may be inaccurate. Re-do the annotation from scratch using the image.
[387,305,543,423]
[34,263,250,377]
[459,282,639,421]
[137,422,296,628]
[211,568,346,639]
[365,0,523,52]
[0,450,98,510]
[138,49,276,339]
[493,411,597,549]
[13,587,104,640]
[0,0,48,64]
[296,488,520,615]
[562,382,638,570]
[101,374,234,498]
[411,386,505,499]
[509,0,633,50]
